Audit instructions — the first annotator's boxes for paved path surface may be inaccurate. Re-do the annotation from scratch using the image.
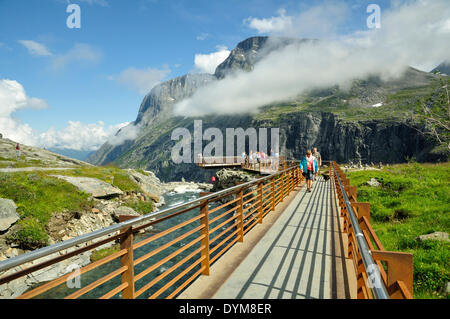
[213,176,354,299]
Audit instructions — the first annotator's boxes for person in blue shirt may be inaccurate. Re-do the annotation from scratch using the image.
[300,150,319,193]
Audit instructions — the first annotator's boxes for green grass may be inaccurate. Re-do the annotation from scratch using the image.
[0,172,94,249]
[50,164,142,193]
[346,162,450,299]
[90,244,120,262]
[0,165,147,249]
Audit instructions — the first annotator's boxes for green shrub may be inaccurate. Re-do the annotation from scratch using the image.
[90,244,120,262]
[414,262,450,293]
[122,199,154,215]
[8,217,49,250]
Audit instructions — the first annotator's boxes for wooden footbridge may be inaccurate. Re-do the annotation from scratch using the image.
[0,160,413,299]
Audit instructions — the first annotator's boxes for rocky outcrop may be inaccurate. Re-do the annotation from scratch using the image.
[416,232,449,243]
[211,169,258,192]
[126,169,164,201]
[0,137,92,168]
[111,206,140,222]
[49,175,123,198]
[88,73,216,167]
[0,199,19,232]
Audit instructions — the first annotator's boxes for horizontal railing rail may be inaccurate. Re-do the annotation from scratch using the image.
[0,162,303,299]
[331,162,413,299]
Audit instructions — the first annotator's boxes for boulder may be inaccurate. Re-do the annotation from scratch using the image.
[417,231,449,243]
[50,175,123,198]
[126,169,163,201]
[366,178,381,187]
[111,206,140,222]
[0,198,19,231]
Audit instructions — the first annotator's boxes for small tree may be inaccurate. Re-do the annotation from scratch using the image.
[413,77,450,151]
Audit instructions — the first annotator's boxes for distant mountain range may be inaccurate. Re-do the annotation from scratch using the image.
[88,36,449,182]
[48,148,95,161]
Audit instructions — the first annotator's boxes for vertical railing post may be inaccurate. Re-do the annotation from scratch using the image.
[258,182,263,224]
[120,226,135,299]
[237,188,244,242]
[280,172,285,202]
[199,197,210,275]
[271,177,275,211]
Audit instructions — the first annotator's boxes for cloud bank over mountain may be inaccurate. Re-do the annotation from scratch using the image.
[174,0,450,116]
[0,79,129,151]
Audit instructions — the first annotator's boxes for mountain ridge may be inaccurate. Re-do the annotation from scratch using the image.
[88,36,448,181]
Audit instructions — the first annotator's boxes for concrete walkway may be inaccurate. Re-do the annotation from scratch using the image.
[212,176,355,299]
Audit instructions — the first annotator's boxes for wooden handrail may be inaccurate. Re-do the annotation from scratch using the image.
[331,162,414,299]
[1,162,303,299]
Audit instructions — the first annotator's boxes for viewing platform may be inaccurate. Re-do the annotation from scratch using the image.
[0,161,413,300]
[196,156,293,175]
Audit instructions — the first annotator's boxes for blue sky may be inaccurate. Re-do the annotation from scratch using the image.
[0,0,415,150]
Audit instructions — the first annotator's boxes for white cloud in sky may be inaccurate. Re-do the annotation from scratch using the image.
[110,66,171,94]
[18,40,52,56]
[175,0,450,116]
[78,0,109,6]
[196,33,211,41]
[106,123,140,146]
[39,121,129,151]
[244,4,349,39]
[194,46,230,74]
[51,43,103,70]
[0,79,132,151]
[244,9,293,35]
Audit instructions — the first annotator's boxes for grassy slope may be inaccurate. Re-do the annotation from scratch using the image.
[0,165,152,250]
[346,162,450,299]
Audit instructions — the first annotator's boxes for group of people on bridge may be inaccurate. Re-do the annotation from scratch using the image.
[241,149,280,170]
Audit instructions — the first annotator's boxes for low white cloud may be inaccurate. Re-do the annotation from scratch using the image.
[18,40,52,56]
[0,79,48,145]
[38,121,129,151]
[51,43,103,70]
[194,46,230,74]
[244,9,293,35]
[111,66,171,94]
[244,4,349,39]
[0,79,133,151]
[106,123,140,146]
[175,0,450,116]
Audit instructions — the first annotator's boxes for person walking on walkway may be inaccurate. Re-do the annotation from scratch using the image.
[300,150,318,193]
[15,143,21,160]
[312,147,322,180]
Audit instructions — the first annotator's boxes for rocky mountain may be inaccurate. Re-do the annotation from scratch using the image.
[432,62,450,75]
[88,36,449,181]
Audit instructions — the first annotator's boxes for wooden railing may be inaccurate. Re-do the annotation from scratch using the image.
[196,155,300,175]
[0,164,302,299]
[331,162,413,299]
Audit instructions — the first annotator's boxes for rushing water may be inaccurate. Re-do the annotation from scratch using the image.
[34,190,237,299]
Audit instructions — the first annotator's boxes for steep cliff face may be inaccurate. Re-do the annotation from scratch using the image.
[275,112,438,163]
[89,36,447,181]
[135,73,216,127]
[89,73,216,166]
